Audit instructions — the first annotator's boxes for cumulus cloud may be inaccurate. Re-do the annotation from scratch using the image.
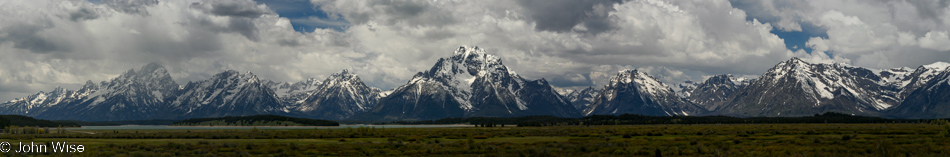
[516,0,622,34]
[67,6,100,21]
[0,24,62,53]
[1,0,948,101]
[101,0,159,15]
[0,0,796,100]
[0,0,322,100]
[731,0,950,69]
[190,0,273,18]
[918,31,950,51]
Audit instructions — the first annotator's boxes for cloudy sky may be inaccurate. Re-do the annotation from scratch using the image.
[1,0,949,101]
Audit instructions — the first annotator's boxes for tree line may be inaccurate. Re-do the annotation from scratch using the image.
[0,115,79,129]
[379,112,935,126]
[172,115,339,126]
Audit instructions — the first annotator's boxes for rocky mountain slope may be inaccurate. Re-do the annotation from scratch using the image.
[681,74,750,111]
[354,46,581,121]
[34,63,180,121]
[295,70,383,120]
[583,69,706,116]
[716,58,902,117]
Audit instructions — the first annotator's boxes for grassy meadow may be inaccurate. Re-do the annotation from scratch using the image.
[1,123,949,156]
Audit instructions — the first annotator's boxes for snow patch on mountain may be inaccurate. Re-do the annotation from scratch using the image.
[358,46,580,121]
[584,69,704,116]
[923,62,950,70]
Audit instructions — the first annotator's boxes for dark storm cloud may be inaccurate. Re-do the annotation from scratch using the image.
[133,28,224,63]
[322,0,455,27]
[338,0,427,24]
[516,0,623,34]
[68,7,100,21]
[102,0,159,15]
[118,16,226,64]
[376,0,426,20]
[278,39,300,47]
[907,0,950,22]
[903,0,950,35]
[0,24,66,53]
[191,0,275,18]
[227,18,260,41]
[189,0,271,41]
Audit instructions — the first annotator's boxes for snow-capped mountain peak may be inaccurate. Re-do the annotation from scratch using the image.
[585,69,704,116]
[453,45,501,65]
[356,45,579,121]
[447,46,507,77]
[325,69,359,85]
[295,69,382,120]
[0,86,76,115]
[405,46,525,111]
[718,57,899,117]
[889,61,950,101]
[611,69,673,97]
[923,61,950,70]
[167,69,285,119]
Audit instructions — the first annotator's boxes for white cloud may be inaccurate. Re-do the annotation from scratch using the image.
[733,0,950,69]
[0,0,357,100]
[0,0,799,100]
[309,0,798,89]
[792,49,850,64]
[918,31,950,51]
[3,0,947,101]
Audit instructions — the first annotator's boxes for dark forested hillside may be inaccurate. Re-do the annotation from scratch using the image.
[0,115,80,127]
[0,116,8,128]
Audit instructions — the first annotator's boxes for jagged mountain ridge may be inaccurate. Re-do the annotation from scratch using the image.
[167,70,287,119]
[673,81,699,98]
[294,70,383,120]
[266,78,322,106]
[4,52,950,120]
[891,62,950,101]
[33,63,181,121]
[564,87,598,111]
[885,62,950,119]
[354,46,581,121]
[0,87,74,116]
[682,74,751,111]
[583,69,707,116]
[1,63,384,121]
[714,58,918,117]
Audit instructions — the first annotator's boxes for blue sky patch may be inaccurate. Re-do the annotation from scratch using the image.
[769,23,829,54]
[254,0,348,33]
[88,0,348,33]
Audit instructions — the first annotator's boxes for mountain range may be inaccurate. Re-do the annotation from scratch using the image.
[351,46,580,121]
[2,46,950,121]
